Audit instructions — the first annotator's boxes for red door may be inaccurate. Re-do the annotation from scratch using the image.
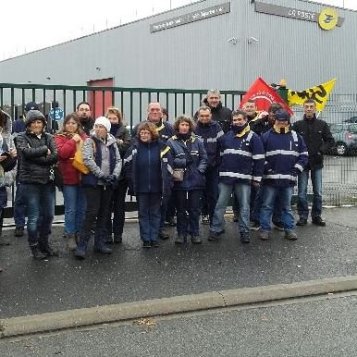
[87,78,114,118]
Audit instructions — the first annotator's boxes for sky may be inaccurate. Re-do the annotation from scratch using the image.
[0,0,355,62]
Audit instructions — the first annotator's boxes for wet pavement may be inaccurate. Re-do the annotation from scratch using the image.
[0,207,356,319]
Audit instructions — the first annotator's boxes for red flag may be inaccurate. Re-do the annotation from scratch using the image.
[239,77,293,115]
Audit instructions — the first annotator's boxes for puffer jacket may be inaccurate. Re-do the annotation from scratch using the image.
[167,134,208,191]
[55,133,88,185]
[292,115,334,170]
[16,131,58,184]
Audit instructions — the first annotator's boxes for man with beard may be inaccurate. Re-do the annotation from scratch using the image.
[76,101,94,135]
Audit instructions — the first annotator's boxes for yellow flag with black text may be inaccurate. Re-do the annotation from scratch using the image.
[288,78,336,111]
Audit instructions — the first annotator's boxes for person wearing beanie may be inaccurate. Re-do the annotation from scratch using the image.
[105,106,131,244]
[74,115,122,259]
[15,109,58,260]
[259,109,308,241]
[208,110,264,244]
[167,116,208,245]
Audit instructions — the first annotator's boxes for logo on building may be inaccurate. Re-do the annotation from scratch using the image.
[318,8,338,31]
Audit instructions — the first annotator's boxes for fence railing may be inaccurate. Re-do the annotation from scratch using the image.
[0,82,356,219]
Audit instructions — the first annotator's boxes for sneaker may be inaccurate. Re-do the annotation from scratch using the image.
[208,231,223,241]
[259,230,270,241]
[93,245,112,254]
[159,229,170,240]
[296,218,307,226]
[250,221,260,231]
[272,221,284,231]
[30,246,47,260]
[240,233,250,244]
[175,235,185,245]
[284,230,298,240]
[151,240,160,248]
[312,216,326,226]
[201,215,210,225]
[191,235,202,244]
[143,241,151,248]
[14,227,24,237]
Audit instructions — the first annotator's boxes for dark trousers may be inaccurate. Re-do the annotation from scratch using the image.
[137,192,162,242]
[80,186,113,248]
[175,189,202,237]
[201,166,219,221]
[107,179,128,236]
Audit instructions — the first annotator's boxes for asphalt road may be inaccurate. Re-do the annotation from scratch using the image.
[1,207,357,319]
[1,292,356,356]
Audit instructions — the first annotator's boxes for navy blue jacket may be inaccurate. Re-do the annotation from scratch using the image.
[194,120,224,169]
[167,134,208,191]
[261,127,308,187]
[124,139,173,197]
[217,126,265,185]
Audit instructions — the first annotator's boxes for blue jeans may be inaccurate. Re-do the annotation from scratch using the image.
[137,192,162,242]
[62,185,86,235]
[201,166,219,221]
[175,190,202,237]
[211,182,251,234]
[23,184,55,246]
[297,168,323,219]
[251,185,282,224]
[260,185,294,232]
[14,182,26,228]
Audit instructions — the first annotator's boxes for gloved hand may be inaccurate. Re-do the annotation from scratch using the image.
[104,174,117,186]
[290,168,299,177]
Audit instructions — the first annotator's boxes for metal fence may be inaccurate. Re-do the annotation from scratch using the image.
[0,82,356,218]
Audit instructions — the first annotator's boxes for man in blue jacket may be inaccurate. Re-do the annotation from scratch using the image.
[260,109,308,241]
[194,106,224,225]
[209,110,265,244]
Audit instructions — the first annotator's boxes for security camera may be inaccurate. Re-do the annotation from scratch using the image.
[227,37,238,45]
[248,36,259,44]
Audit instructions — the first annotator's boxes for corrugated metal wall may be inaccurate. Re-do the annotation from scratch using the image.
[0,0,356,94]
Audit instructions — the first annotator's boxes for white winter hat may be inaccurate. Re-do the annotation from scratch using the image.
[94,116,111,132]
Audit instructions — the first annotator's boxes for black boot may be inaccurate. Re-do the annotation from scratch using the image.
[38,236,59,257]
[30,245,47,260]
[75,235,90,259]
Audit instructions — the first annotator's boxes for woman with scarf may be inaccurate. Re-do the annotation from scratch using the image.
[167,116,207,245]
[74,116,121,259]
[55,113,87,250]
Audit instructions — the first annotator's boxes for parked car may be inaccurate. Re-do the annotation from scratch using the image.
[329,123,357,156]
[344,116,357,124]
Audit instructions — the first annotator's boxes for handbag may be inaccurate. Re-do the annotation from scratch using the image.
[172,168,184,182]
[72,141,90,174]
[51,164,63,188]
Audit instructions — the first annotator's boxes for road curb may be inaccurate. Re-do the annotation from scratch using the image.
[1,275,357,338]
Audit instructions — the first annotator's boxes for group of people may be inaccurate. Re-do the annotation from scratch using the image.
[0,89,335,268]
